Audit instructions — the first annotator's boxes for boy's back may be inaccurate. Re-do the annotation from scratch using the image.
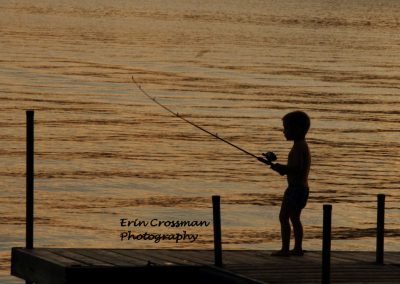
[287,140,311,188]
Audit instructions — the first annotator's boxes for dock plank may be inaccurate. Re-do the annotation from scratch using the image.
[136,249,200,265]
[164,249,214,264]
[111,249,156,265]
[11,248,76,284]
[110,249,164,265]
[129,249,190,265]
[22,248,84,267]
[11,248,400,284]
[50,248,114,266]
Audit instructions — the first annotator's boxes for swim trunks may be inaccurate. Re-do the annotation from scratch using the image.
[283,185,309,211]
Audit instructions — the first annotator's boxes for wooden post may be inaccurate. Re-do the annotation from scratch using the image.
[26,110,34,284]
[322,204,332,284]
[376,194,385,265]
[212,195,222,267]
[26,110,34,250]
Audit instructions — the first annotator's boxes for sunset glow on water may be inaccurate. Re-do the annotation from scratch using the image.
[1,1,399,282]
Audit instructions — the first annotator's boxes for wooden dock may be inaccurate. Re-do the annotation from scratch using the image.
[11,248,400,283]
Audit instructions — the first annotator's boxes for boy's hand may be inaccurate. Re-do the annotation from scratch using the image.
[257,157,272,165]
[270,163,288,176]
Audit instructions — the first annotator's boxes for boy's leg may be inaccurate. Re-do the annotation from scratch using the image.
[277,202,291,254]
[289,208,304,254]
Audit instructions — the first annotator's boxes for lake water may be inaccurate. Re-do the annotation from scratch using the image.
[1,0,399,282]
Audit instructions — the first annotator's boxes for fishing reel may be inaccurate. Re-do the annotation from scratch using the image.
[257,151,277,165]
[262,151,277,162]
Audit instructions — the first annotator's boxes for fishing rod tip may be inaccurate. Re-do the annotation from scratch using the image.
[131,76,140,86]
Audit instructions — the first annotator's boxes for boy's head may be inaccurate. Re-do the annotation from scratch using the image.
[282,111,310,140]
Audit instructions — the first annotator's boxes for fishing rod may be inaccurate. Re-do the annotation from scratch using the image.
[131,77,277,165]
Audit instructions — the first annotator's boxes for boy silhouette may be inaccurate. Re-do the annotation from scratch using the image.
[264,111,311,256]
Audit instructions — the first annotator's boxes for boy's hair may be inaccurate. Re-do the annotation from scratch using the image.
[282,111,310,139]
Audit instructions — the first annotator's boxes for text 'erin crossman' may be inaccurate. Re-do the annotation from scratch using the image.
[120,218,211,228]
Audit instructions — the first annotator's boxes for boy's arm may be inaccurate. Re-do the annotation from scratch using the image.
[270,160,302,176]
[269,143,307,176]
[257,157,288,175]
[270,163,288,176]
[258,147,306,176]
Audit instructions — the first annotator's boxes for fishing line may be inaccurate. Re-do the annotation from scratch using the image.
[131,77,276,164]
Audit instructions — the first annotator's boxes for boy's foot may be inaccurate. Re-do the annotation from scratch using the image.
[271,250,290,257]
[290,249,304,256]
